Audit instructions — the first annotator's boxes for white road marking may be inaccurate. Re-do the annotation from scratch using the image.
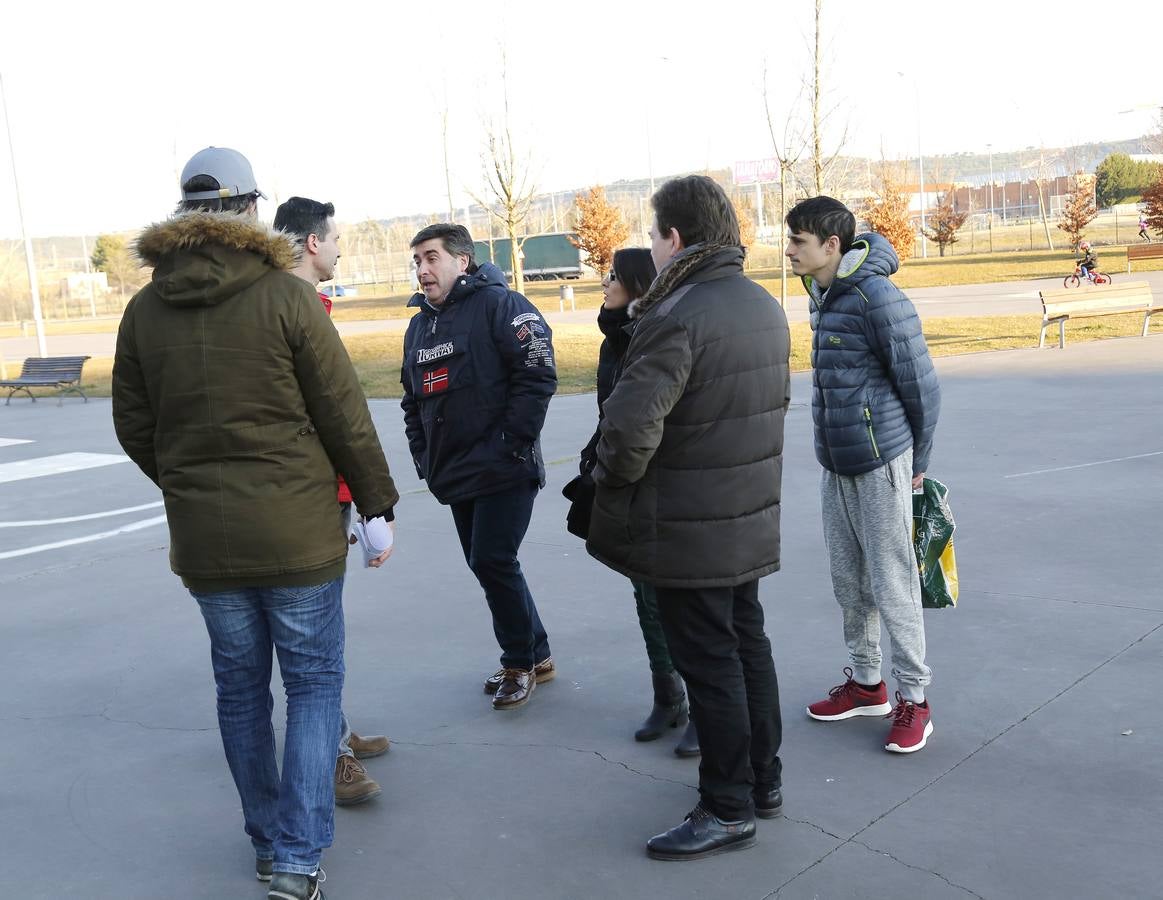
[0,452,129,484]
[0,501,164,528]
[0,514,168,560]
[1005,451,1163,479]
[0,438,34,448]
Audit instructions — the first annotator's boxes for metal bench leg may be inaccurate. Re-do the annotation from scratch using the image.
[1058,320,1066,349]
[1144,312,1152,338]
[5,387,34,404]
[1039,322,1047,348]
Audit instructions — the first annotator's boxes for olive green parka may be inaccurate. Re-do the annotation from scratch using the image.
[112,211,397,591]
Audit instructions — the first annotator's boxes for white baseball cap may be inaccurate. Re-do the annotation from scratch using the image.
[179,146,267,201]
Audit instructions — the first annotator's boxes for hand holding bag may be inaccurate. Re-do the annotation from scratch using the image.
[912,476,959,609]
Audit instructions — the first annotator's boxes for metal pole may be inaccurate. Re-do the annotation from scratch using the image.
[1,73,47,356]
[987,144,995,253]
[914,82,927,258]
[80,232,97,317]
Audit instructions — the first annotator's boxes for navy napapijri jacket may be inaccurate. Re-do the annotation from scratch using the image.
[400,262,557,504]
[805,232,940,476]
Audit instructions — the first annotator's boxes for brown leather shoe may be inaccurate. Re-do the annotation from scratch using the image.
[347,731,390,759]
[483,656,555,693]
[335,754,382,806]
[492,668,536,710]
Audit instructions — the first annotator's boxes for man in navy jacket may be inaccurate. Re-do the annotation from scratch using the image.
[402,224,557,710]
[786,196,941,755]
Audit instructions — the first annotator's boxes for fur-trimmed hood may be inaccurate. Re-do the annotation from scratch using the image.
[135,211,299,308]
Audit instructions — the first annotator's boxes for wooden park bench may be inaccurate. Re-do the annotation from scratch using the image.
[0,356,91,405]
[1126,243,1163,272]
[1037,282,1160,349]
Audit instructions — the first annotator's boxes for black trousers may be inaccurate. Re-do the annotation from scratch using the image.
[655,579,782,820]
[450,481,550,670]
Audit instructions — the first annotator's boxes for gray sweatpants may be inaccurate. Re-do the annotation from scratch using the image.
[821,449,931,702]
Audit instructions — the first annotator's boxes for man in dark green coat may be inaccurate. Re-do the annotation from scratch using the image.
[587,175,790,861]
[112,147,396,900]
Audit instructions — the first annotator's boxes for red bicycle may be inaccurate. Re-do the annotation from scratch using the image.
[1064,266,1112,288]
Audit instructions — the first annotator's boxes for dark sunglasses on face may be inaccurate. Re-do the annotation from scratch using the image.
[607,271,618,282]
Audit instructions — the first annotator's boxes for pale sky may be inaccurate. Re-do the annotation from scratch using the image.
[2,0,1159,238]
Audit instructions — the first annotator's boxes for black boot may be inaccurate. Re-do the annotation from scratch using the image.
[674,718,700,758]
[635,671,687,742]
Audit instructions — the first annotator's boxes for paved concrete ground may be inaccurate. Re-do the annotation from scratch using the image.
[1,336,1160,899]
[5,269,1162,360]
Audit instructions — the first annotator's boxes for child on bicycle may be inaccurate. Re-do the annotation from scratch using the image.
[1076,241,1099,282]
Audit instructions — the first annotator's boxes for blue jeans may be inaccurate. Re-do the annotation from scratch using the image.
[449,482,550,669]
[338,711,354,759]
[191,578,345,876]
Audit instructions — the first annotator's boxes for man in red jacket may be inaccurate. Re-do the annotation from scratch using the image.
[275,196,390,808]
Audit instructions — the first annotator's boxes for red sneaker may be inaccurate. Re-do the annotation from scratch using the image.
[807,668,892,721]
[884,692,933,753]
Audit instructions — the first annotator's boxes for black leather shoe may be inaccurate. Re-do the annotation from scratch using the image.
[753,785,783,819]
[646,804,756,861]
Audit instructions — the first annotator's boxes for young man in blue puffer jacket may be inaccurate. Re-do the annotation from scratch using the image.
[785,196,941,754]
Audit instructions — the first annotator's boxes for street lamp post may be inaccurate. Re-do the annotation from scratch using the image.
[1,72,47,356]
[987,144,995,253]
[917,125,927,259]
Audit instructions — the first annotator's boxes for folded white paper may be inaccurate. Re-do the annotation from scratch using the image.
[352,517,394,568]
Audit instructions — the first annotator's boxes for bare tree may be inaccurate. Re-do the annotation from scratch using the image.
[440,77,455,224]
[1056,172,1098,250]
[809,0,850,195]
[762,57,808,307]
[1033,148,1056,251]
[922,190,969,257]
[467,49,537,293]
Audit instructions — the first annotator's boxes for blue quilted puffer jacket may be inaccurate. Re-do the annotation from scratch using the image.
[805,232,940,476]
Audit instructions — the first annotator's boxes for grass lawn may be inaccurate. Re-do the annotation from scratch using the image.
[6,244,1159,338]
[36,311,1162,402]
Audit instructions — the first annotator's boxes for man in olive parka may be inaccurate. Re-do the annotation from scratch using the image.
[113,147,396,899]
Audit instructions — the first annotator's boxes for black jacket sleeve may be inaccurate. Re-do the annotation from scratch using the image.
[490,291,557,448]
[399,319,427,479]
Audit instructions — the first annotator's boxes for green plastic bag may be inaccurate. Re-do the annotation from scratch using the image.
[912,477,959,609]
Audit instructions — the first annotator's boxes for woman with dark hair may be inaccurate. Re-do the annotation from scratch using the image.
[579,248,699,758]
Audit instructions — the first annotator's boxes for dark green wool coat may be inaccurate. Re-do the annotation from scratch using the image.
[113,211,398,592]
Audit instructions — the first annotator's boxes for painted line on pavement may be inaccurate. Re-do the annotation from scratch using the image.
[0,438,34,448]
[0,514,168,560]
[0,501,164,528]
[0,452,129,484]
[1005,451,1163,479]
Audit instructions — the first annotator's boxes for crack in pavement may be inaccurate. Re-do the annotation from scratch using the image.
[393,738,697,789]
[758,837,986,900]
[975,588,1163,614]
[0,542,169,585]
[848,838,985,899]
[3,712,218,733]
[759,619,1163,900]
